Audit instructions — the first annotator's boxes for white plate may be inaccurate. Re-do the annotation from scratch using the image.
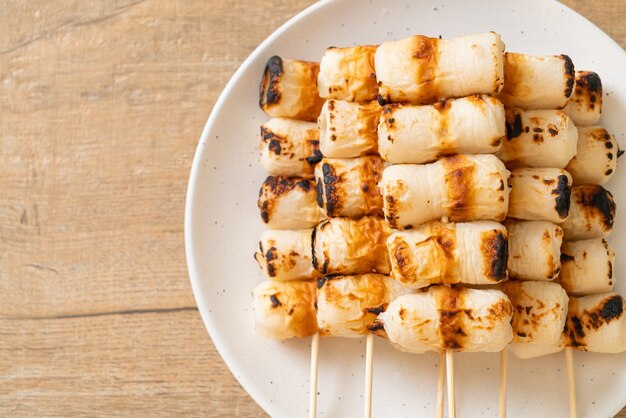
[185,1,626,416]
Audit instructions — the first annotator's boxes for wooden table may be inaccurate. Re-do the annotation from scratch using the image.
[1,0,625,416]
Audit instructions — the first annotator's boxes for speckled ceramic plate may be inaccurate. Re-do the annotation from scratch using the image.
[185,1,626,416]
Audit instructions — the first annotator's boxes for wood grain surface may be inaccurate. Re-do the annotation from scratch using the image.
[1,0,624,416]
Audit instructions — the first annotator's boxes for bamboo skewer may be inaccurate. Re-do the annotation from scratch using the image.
[437,352,445,418]
[364,333,375,418]
[309,332,320,418]
[499,348,508,418]
[565,347,577,418]
[438,216,456,418]
[446,349,456,418]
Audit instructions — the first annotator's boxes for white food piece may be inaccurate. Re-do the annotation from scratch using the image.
[258,176,324,229]
[253,280,318,339]
[565,126,618,186]
[317,45,378,102]
[378,95,505,164]
[318,99,380,158]
[379,286,513,353]
[260,118,321,178]
[312,216,391,275]
[375,32,504,105]
[386,221,508,288]
[380,154,510,229]
[497,108,578,169]
[259,56,324,121]
[504,220,563,281]
[316,273,411,338]
[314,156,384,218]
[560,185,616,240]
[563,71,603,126]
[558,239,615,295]
[255,229,321,281]
[508,168,572,223]
[564,293,626,353]
[497,52,575,109]
[501,281,568,359]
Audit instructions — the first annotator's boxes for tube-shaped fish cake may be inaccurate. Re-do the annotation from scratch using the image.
[254,229,321,281]
[565,126,618,186]
[317,45,378,102]
[563,293,626,353]
[312,216,390,275]
[378,95,505,164]
[497,109,578,169]
[258,176,324,229]
[318,100,379,158]
[375,32,505,105]
[500,281,568,359]
[253,280,318,339]
[504,220,563,281]
[508,168,572,223]
[560,185,616,240]
[380,154,510,229]
[316,273,411,338]
[497,53,575,109]
[378,286,513,353]
[387,221,508,289]
[259,56,324,122]
[558,239,615,295]
[314,156,384,218]
[563,71,602,126]
[260,118,321,178]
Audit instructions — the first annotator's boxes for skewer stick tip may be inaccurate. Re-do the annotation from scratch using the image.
[364,334,375,418]
[446,349,456,418]
[309,332,320,418]
[565,347,577,418]
[437,352,446,418]
[499,349,508,418]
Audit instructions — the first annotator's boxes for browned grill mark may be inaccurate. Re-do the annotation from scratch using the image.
[316,276,327,289]
[368,322,385,332]
[560,252,574,262]
[321,162,341,215]
[561,55,575,99]
[412,36,440,104]
[391,225,456,284]
[441,155,475,221]
[311,226,321,271]
[377,93,391,106]
[357,101,382,149]
[437,287,467,350]
[571,71,603,112]
[258,176,313,223]
[261,126,284,154]
[433,98,454,156]
[270,294,282,308]
[305,141,322,165]
[259,55,283,107]
[553,174,571,219]
[391,238,414,278]
[385,195,399,228]
[598,295,623,322]
[315,179,324,208]
[547,124,559,137]
[565,295,624,349]
[590,187,616,229]
[575,185,616,230]
[481,229,508,281]
[318,157,383,217]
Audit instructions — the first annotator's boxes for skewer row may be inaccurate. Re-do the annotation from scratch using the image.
[253,29,624,418]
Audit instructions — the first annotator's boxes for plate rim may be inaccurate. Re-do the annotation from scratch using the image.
[184,0,626,416]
